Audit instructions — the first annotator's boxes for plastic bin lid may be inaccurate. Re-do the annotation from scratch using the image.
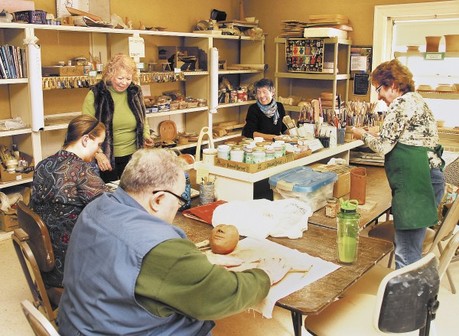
[268,166,337,192]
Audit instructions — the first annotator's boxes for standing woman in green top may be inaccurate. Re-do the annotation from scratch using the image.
[82,54,154,182]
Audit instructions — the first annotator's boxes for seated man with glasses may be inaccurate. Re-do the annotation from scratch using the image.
[58,148,290,336]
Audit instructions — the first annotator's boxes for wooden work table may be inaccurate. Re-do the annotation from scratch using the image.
[173,211,393,336]
[308,165,392,229]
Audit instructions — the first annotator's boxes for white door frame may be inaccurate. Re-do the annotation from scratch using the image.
[372,0,459,97]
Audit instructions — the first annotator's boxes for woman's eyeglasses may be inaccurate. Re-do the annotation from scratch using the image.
[152,190,187,207]
[375,84,383,94]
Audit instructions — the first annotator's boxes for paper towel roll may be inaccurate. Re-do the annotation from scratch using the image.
[209,47,219,114]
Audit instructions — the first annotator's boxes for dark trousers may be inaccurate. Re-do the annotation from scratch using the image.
[100,154,132,183]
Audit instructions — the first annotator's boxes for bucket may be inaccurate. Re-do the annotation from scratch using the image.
[425,36,441,52]
[444,34,459,52]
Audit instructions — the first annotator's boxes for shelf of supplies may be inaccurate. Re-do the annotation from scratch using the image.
[0,177,33,189]
[275,37,351,45]
[394,51,459,58]
[419,92,459,100]
[218,100,256,109]
[219,69,262,75]
[0,78,28,85]
[275,71,349,81]
[0,128,32,137]
[146,106,208,118]
[183,71,209,76]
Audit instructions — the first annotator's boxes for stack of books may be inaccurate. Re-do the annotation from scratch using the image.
[0,44,27,79]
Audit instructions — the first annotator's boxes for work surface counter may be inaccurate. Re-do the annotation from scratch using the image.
[195,140,364,201]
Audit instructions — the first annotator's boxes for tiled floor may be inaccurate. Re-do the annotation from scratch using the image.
[0,229,458,336]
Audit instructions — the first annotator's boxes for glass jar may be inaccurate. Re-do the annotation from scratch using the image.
[230,146,244,162]
[265,146,275,161]
[243,146,254,164]
[325,197,338,218]
[252,147,266,163]
[336,199,360,264]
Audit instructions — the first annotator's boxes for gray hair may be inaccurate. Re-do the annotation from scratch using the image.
[119,148,186,193]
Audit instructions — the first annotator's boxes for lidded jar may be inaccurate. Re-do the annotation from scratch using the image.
[336,199,360,264]
[252,147,266,163]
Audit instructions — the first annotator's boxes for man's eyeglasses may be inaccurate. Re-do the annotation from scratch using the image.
[375,84,383,94]
[152,190,187,207]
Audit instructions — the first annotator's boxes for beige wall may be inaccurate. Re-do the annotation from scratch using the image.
[35,0,240,31]
[243,0,441,79]
[34,0,440,78]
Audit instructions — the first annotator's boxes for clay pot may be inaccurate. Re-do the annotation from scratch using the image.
[425,36,442,52]
[444,34,459,52]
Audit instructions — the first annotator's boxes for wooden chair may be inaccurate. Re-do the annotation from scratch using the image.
[304,232,459,336]
[12,201,63,324]
[367,195,459,293]
[21,300,60,336]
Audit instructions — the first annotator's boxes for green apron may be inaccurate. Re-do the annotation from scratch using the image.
[385,142,438,230]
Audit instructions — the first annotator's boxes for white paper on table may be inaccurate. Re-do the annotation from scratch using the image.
[205,237,340,318]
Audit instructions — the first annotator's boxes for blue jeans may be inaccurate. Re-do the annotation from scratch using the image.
[394,227,427,269]
[431,168,445,206]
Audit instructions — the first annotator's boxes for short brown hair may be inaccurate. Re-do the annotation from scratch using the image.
[63,115,105,147]
[370,59,415,94]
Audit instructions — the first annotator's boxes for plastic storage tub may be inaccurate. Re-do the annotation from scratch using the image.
[269,166,337,212]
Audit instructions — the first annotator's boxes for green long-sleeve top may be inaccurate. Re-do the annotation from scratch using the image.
[82,87,150,157]
[135,238,271,320]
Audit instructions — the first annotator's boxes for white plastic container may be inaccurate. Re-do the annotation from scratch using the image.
[269,166,337,212]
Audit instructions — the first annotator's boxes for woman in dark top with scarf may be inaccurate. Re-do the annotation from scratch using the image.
[242,78,287,141]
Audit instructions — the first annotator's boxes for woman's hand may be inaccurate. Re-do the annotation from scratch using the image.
[352,127,367,140]
[95,152,112,171]
[144,137,154,147]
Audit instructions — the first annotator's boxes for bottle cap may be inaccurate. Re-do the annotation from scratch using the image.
[340,199,359,212]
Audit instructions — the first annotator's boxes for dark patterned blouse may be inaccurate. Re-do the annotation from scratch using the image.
[30,150,109,288]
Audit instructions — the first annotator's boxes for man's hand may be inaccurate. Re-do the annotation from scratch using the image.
[257,257,291,285]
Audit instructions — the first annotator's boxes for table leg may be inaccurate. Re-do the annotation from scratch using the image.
[291,311,303,336]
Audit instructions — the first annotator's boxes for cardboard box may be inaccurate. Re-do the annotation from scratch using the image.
[312,164,351,198]
[0,152,34,183]
[216,154,294,173]
[0,0,34,12]
[0,211,18,232]
[59,65,86,76]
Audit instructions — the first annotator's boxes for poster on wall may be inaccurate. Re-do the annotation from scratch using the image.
[56,0,89,18]
[350,46,372,79]
[286,39,324,72]
[56,0,110,21]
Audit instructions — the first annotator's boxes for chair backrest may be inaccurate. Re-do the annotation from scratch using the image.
[438,231,459,279]
[12,229,58,324]
[21,300,60,336]
[428,196,459,254]
[374,253,439,334]
[16,201,55,272]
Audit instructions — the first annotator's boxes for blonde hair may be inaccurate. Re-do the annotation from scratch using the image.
[102,54,139,84]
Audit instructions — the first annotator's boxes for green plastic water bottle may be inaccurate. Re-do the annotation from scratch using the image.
[337,199,360,264]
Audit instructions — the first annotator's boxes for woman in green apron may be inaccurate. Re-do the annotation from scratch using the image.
[352,59,444,269]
